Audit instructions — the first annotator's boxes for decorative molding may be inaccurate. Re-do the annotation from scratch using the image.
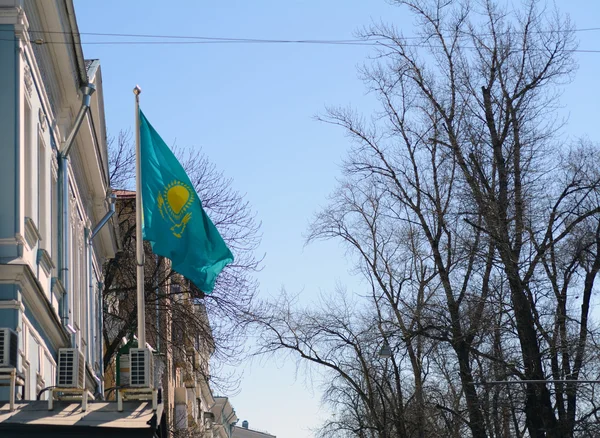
[0,9,20,19]
[20,29,61,151]
[70,197,78,224]
[24,217,42,249]
[22,308,59,373]
[14,232,27,247]
[51,277,65,298]
[0,8,23,25]
[79,224,86,251]
[13,9,29,42]
[0,300,24,311]
[50,150,59,181]
[38,107,47,132]
[36,248,55,276]
[0,236,24,247]
[0,264,71,351]
[44,350,56,369]
[36,372,44,391]
[23,64,33,98]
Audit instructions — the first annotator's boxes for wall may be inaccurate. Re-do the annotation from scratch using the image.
[0,23,19,253]
[0,1,114,402]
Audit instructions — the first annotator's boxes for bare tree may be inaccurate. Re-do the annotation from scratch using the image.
[255,1,600,437]
[257,290,419,438]
[103,130,262,393]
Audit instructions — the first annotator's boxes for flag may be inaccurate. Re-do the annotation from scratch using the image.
[139,109,233,293]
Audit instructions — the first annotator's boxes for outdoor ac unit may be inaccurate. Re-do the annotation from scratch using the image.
[0,328,18,368]
[130,348,154,388]
[57,348,85,388]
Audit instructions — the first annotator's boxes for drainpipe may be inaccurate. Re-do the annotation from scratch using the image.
[84,227,95,352]
[90,193,115,398]
[62,83,96,157]
[85,227,92,363]
[90,193,116,239]
[97,280,104,399]
[59,83,95,341]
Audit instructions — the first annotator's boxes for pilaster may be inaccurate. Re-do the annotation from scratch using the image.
[0,7,28,260]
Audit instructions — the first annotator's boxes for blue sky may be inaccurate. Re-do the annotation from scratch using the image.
[73,1,600,437]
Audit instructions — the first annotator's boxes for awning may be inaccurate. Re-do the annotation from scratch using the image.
[0,400,166,437]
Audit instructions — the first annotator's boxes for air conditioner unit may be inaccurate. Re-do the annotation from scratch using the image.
[130,348,154,388]
[57,348,85,388]
[0,328,18,368]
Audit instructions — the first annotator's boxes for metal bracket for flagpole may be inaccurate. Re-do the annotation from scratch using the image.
[134,85,146,349]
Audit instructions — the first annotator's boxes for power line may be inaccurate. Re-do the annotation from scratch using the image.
[0,28,599,53]
[55,40,377,46]
[28,29,368,43]
[1,38,597,53]
[3,28,384,45]
[0,37,378,46]
[19,26,600,41]
[0,26,596,46]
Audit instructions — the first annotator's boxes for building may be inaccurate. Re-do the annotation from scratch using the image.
[0,1,172,436]
[0,400,164,438]
[209,397,238,438]
[104,190,219,436]
[0,0,117,402]
[232,420,276,438]
[0,1,240,436]
[0,2,254,436]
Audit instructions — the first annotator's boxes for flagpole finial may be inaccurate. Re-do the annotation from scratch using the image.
[133,85,142,96]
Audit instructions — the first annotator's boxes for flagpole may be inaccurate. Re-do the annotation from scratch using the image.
[134,85,146,349]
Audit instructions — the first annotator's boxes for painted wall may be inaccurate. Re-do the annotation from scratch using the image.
[0,24,18,249]
[0,3,113,402]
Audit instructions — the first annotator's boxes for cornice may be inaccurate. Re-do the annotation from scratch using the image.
[24,217,42,249]
[0,264,70,351]
[0,299,24,312]
[51,277,65,298]
[36,248,55,276]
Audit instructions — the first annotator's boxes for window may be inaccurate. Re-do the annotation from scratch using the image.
[82,240,88,359]
[36,344,44,399]
[23,100,38,228]
[36,374,44,400]
[51,169,58,270]
[72,222,80,338]
[21,325,28,360]
[48,361,55,386]
[21,361,29,401]
[28,335,39,400]
[38,133,50,247]
[90,269,99,365]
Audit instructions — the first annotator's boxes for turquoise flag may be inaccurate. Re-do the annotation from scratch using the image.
[139,109,233,293]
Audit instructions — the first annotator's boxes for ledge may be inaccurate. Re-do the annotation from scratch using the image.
[51,277,65,298]
[36,249,54,276]
[0,264,70,352]
[24,217,42,249]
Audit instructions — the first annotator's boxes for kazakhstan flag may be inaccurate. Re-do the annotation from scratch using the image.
[139,109,233,293]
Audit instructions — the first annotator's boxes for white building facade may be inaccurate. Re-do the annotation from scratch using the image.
[232,423,276,438]
[0,0,116,401]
